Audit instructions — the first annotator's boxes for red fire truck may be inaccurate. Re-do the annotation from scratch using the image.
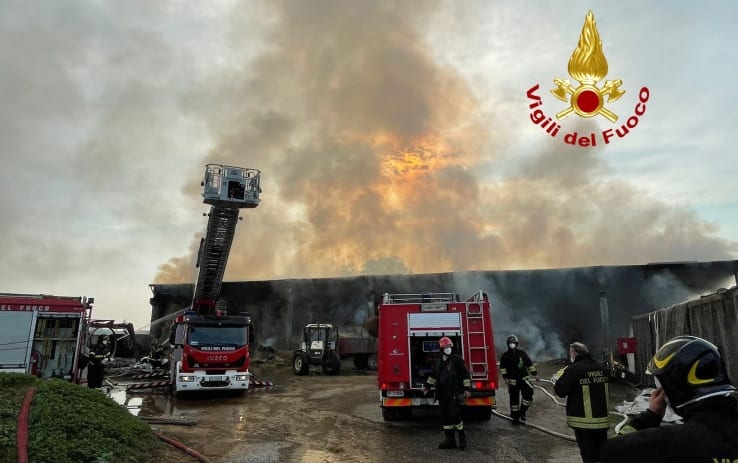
[0,294,93,382]
[377,291,497,421]
[168,163,261,396]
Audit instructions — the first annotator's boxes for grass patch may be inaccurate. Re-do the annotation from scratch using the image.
[0,373,158,463]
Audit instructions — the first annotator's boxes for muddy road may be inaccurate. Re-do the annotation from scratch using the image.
[129,359,636,463]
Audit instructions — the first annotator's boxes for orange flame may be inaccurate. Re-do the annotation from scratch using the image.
[568,11,608,83]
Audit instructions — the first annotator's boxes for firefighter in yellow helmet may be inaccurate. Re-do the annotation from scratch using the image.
[601,335,738,462]
[422,336,472,450]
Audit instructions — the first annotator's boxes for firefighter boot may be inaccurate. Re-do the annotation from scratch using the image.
[438,430,457,449]
[457,430,467,450]
[519,405,528,422]
[511,410,520,425]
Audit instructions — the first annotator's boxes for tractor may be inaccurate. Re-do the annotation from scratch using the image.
[292,323,341,375]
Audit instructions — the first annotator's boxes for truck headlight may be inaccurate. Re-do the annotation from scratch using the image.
[235,375,248,381]
[179,375,195,382]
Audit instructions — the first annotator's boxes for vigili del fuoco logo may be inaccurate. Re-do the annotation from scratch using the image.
[526,10,650,147]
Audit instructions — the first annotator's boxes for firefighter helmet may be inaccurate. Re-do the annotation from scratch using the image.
[507,335,519,345]
[647,335,737,411]
[439,337,453,349]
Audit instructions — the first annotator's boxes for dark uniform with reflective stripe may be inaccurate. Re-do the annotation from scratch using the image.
[87,340,109,388]
[554,352,610,463]
[499,348,537,421]
[426,353,471,432]
[601,397,738,462]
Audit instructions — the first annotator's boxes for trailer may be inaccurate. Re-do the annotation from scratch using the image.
[338,335,377,370]
[377,291,498,421]
[0,294,93,382]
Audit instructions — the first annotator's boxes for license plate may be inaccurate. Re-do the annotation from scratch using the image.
[207,376,224,382]
[387,391,404,397]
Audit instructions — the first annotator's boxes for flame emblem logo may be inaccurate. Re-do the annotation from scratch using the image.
[551,11,625,122]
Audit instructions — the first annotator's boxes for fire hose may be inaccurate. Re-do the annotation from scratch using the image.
[491,377,630,442]
[16,387,37,463]
[154,431,214,463]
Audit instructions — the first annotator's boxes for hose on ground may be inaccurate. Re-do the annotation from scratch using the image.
[612,412,629,434]
[491,409,576,442]
[17,387,37,463]
[154,431,214,463]
[534,384,566,407]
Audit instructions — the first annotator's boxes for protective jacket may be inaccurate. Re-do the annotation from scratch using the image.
[425,353,471,400]
[601,397,738,462]
[554,353,610,430]
[499,348,537,386]
[89,342,109,365]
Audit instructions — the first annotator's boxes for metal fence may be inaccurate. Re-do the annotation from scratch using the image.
[629,286,738,385]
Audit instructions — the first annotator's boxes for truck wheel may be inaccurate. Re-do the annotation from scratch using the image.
[366,354,377,370]
[381,407,397,422]
[353,355,368,370]
[293,352,309,375]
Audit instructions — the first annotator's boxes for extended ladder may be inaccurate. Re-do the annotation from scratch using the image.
[193,207,239,309]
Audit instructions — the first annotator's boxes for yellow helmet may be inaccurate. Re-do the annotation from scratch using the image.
[647,335,736,411]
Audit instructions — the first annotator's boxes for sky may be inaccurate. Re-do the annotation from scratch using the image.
[1,0,737,331]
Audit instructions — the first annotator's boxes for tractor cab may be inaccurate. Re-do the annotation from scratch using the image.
[293,323,341,376]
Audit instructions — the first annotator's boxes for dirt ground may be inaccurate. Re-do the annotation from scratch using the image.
[129,357,639,463]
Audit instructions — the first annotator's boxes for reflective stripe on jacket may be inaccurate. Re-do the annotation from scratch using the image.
[554,353,610,430]
[500,348,537,380]
[425,353,471,400]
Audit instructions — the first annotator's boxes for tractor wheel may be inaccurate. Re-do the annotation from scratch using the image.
[293,352,309,375]
[366,354,378,370]
[322,353,341,375]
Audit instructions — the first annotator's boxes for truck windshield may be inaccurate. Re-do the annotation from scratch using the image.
[187,326,246,348]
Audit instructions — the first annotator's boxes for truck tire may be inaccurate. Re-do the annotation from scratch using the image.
[381,407,398,422]
[353,354,368,370]
[293,352,309,375]
[366,354,377,370]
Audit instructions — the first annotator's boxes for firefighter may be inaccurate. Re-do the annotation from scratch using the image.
[600,335,738,462]
[554,342,610,463]
[421,336,472,450]
[499,334,538,424]
[87,334,111,388]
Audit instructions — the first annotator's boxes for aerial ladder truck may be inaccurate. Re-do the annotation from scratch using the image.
[168,163,261,396]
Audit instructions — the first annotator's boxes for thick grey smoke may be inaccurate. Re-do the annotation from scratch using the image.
[1,2,734,331]
[155,1,737,286]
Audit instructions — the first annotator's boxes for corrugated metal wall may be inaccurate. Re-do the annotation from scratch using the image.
[630,286,738,385]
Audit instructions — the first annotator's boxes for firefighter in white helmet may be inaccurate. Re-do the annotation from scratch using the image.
[422,336,472,450]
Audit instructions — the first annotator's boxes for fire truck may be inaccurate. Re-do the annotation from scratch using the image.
[168,163,261,396]
[377,291,497,421]
[0,294,93,382]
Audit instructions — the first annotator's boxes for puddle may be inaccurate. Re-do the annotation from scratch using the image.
[109,387,143,415]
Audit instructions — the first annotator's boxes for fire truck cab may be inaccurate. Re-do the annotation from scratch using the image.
[377,291,497,421]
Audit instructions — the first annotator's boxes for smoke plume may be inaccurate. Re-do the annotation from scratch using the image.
[154,0,737,285]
